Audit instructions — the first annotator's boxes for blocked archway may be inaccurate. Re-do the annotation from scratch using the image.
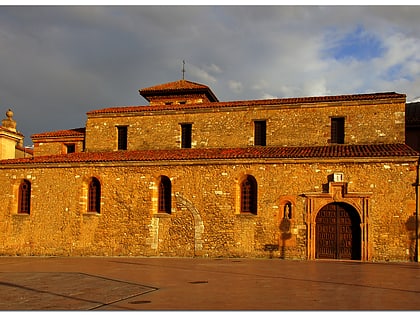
[175,193,204,256]
[315,202,361,260]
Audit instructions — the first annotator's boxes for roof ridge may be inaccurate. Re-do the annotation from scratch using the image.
[140,79,210,92]
[88,92,405,116]
[31,127,85,139]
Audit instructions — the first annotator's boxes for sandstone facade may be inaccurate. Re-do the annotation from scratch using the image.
[84,96,406,152]
[0,79,418,262]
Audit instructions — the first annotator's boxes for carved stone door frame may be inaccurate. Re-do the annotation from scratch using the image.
[303,181,372,261]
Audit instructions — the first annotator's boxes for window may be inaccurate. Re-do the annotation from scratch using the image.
[331,117,345,144]
[65,143,76,153]
[158,176,171,214]
[117,126,128,150]
[88,177,101,213]
[18,180,31,214]
[181,123,192,148]
[240,175,257,214]
[254,120,266,146]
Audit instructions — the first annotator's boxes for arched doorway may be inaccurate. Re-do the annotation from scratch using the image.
[315,202,361,260]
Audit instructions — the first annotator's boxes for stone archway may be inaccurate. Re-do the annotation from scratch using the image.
[304,181,371,261]
[315,202,361,260]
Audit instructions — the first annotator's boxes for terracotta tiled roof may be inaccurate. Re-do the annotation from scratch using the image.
[88,92,405,115]
[31,128,85,139]
[139,79,219,102]
[1,144,417,165]
[140,80,211,92]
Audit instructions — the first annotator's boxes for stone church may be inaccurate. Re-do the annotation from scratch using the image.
[0,79,419,262]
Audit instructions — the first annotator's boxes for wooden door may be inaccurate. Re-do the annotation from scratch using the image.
[316,203,361,260]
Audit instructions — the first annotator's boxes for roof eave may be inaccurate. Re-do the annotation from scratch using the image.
[139,88,219,102]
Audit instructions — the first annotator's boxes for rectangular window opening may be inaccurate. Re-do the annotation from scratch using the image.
[65,143,76,153]
[331,117,345,144]
[181,123,192,148]
[254,120,267,146]
[117,126,128,150]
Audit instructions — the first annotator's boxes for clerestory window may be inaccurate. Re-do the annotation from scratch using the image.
[181,123,192,148]
[254,120,267,146]
[117,126,128,150]
[331,117,345,144]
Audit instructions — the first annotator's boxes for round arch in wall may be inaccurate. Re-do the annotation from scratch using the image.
[315,202,361,260]
[303,181,371,261]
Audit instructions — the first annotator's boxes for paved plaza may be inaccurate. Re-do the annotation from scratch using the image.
[0,256,419,310]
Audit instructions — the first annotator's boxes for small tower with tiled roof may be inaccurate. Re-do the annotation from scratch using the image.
[139,79,219,106]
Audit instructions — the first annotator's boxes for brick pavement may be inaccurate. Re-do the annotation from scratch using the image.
[0,257,419,310]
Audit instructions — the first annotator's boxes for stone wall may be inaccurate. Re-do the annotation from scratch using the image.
[0,130,23,160]
[146,92,210,106]
[85,99,406,152]
[0,136,16,160]
[0,156,417,261]
[32,140,84,156]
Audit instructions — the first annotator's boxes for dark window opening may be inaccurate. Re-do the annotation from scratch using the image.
[254,120,267,146]
[88,177,101,213]
[241,175,257,215]
[181,124,192,148]
[331,117,345,144]
[18,180,31,214]
[158,176,172,214]
[65,143,76,153]
[117,126,128,150]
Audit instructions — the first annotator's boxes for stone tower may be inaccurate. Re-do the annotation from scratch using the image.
[0,109,25,159]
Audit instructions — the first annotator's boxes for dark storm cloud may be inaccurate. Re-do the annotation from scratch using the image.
[0,6,419,145]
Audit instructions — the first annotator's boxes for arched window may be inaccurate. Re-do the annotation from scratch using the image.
[18,179,31,214]
[158,176,171,214]
[88,177,101,213]
[240,175,257,214]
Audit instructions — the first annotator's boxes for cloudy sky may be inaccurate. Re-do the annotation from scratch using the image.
[1,5,420,145]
